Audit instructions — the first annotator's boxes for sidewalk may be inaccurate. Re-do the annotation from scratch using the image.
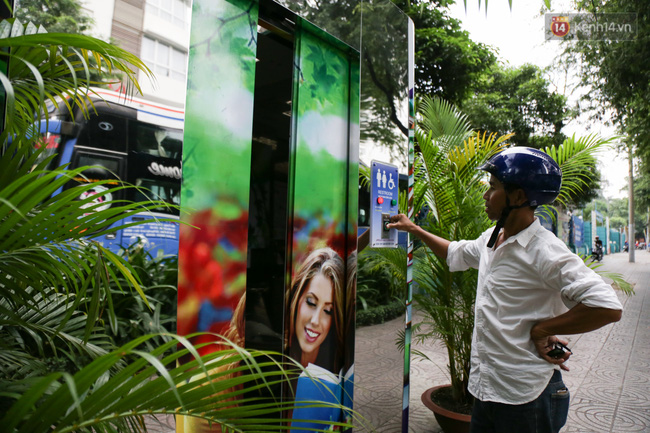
[353,250,650,432]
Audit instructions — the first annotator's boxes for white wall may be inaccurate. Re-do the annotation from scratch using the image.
[143,12,190,50]
[79,0,115,41]
[140,2,190,107]
[79,0,189,108]
[139,75,187,108]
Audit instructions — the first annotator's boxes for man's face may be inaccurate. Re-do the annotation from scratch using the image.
[483,175,507,221]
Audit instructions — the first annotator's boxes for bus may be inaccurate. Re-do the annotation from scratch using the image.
[36,88,183,256]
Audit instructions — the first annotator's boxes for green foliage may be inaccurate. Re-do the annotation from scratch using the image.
[357,0,497,160]
[583,196,648,239]
[566,0,650,180]
[596,269,635,296]
[633,172,650,213]
[355,300,405,327]
[608,215,627,230]
[393,0,497,105]
[543,133,615,209]
[0,333,358,433]
[357,0,411,158]
[0,144,179,382]
[461,63,573,150]
[356,247,406,310]
[104,244,178,350]
[14,0,93,34]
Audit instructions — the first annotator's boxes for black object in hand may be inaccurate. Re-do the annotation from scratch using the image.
[547,342,572,359]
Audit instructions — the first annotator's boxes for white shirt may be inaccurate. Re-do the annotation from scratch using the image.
[446,218,623,404]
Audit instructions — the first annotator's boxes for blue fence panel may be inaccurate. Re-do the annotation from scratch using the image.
[571,216,584,252]
[609,229,621,253]
[583,221,592,255]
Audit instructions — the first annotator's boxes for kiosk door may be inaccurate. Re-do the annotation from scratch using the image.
[283,17,360,430]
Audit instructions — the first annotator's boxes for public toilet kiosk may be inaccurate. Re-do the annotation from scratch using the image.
[177,0,413,430]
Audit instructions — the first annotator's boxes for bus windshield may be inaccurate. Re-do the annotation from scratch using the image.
[33,89,185,254]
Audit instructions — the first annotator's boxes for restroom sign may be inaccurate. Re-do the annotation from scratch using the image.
[370,160,399,248]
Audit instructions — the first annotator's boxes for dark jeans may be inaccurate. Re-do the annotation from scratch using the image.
[470,370,570,433]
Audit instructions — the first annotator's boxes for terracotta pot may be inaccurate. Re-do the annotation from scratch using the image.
[421,385,471,433]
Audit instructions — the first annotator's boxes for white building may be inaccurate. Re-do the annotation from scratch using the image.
[80,0,191,108]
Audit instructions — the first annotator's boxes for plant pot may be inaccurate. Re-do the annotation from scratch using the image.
[421,385,472,433]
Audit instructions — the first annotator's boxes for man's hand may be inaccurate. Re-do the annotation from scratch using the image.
[531,333,571,371]
[386,213,418,234]
[530,304,622,372]
[387,213,451,259]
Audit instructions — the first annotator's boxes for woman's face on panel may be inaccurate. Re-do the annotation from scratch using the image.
[295,272,333,362]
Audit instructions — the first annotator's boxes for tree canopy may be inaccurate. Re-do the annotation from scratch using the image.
[583,195,648,239]
[392,0,496,105]
[460,63,572,149]
[358,0,497,160]
[566,0,650,174]
[13,0,93,33]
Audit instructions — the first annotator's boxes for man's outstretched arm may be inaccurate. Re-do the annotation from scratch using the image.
[387,213,451,260]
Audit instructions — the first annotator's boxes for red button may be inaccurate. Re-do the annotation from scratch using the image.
[377,197,384,204]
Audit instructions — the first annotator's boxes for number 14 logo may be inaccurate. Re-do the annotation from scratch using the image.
[551,16,570,37]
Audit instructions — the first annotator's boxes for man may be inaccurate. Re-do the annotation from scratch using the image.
[593,236,604,261]
[595,236,603,249]
[388,147,622,433]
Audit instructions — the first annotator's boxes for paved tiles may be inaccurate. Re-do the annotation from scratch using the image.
[146,250,650,432]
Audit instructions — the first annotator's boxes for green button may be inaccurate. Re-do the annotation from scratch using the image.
[391,199,397,206]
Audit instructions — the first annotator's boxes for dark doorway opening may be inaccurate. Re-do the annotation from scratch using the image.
[245,11,294,354]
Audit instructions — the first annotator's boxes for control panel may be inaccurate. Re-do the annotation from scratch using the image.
[370,160,399,248]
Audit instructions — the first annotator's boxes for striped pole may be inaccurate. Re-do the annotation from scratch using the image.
[402,17,415,433]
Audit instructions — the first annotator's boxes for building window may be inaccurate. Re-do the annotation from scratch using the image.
[145,0,190,30]
[142,36,188,82]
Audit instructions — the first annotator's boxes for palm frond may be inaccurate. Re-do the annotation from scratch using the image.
[365,247,407,289]
[582,256,635,296]
[543,134,617,208]
[0,18,153,144]
[416,95,474,152]
[0,334,362,433]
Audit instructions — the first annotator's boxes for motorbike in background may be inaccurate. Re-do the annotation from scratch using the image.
[591,244,604,262]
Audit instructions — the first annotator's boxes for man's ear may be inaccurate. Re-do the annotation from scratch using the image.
[511,188,528,206]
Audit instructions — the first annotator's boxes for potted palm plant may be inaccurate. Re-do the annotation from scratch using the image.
[408,96,508,433]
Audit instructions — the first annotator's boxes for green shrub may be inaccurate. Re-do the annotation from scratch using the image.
[107,242,178,349]
[356,300,405,327]
[356,247,406,310]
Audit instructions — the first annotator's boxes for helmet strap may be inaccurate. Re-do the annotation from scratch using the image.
[486,195,531,249]
[486,210,508,248]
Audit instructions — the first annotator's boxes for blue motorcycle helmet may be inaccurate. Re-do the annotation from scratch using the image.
[479,147,562,247]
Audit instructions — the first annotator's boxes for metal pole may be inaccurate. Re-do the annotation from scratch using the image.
[402,18,415,433]
[645,206,650,251]
[628,143,635,263]
[606,216,611,255]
